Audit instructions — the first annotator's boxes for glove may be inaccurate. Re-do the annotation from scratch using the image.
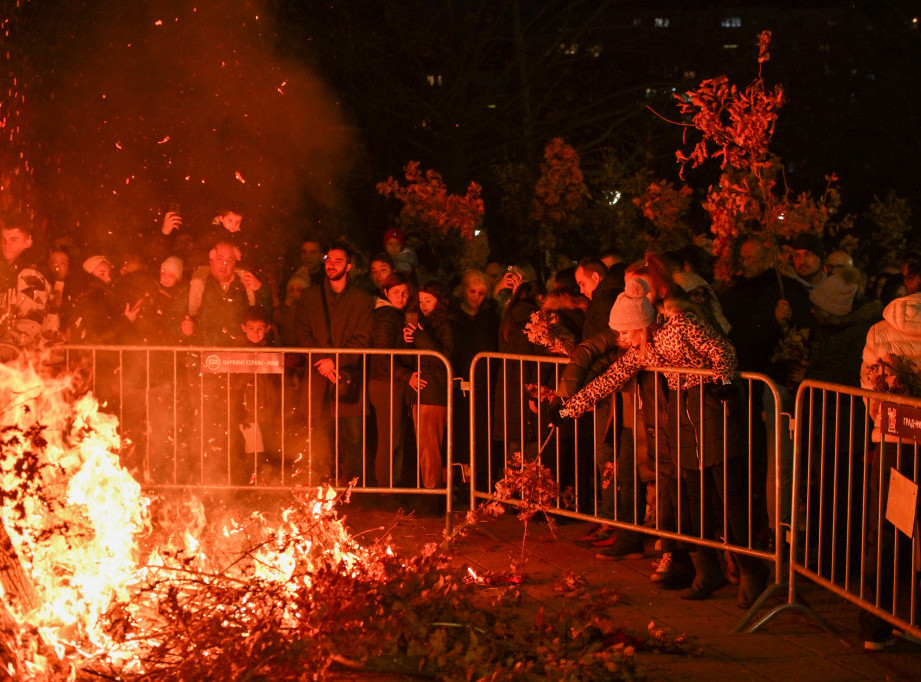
[712,381,739,403]
[546,397,569,428]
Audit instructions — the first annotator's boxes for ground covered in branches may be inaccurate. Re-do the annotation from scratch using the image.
[83,490,693,681]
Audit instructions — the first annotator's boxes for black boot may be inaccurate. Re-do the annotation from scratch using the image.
[736,555,769,609]
[680,549,728,600]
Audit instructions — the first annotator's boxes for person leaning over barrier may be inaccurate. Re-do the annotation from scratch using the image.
[548,277,769,609]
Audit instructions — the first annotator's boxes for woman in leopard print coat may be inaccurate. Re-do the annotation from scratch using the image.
[556,276,768,609]
[564,304,736,422]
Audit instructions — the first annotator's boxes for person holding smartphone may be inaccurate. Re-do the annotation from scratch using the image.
[403,281,457,492]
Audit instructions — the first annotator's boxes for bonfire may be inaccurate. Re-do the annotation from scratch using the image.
[0,355,689,680]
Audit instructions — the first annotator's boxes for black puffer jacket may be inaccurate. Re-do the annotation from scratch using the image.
[556,328,622,401]
[370,299,413,383]
[582,263,625,340]
[451,301,499,380]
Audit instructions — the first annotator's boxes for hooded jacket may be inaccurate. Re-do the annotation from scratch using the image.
[861,292,921,441]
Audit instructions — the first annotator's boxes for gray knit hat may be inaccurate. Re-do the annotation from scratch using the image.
[609,278,656,331]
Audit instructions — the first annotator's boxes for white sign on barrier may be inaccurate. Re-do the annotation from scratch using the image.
[885,467,919,538]
[201,351,284,374]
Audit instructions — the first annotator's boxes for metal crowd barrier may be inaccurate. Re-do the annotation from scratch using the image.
[751,380,921,642]
[468,351,785,619]
[56,344,454,530]
[53,344,921,636]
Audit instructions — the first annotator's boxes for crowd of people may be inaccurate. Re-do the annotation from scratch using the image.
[1,207,918,648]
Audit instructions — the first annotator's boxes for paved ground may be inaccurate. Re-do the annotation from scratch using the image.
[343,504,921,681]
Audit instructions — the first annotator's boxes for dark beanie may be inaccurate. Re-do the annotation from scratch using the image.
[791,232,826,259]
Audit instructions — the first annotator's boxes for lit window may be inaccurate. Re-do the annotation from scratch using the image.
[654,17,669,28]
[723,44,739,49]
[426,74,443,87]
[721,17,742,28]
[590,44,602,58]
[565,43,579,55]
[683,70,696,80]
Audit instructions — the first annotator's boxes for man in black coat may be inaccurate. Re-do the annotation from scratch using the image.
[295,242,374,485]
[564,258,636,547]
[720,236,814,535]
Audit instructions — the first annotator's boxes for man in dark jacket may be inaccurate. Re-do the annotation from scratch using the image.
[295,242,374,485]
[565,258,638,549]
[577,257,625,340]
[720,236,813,535]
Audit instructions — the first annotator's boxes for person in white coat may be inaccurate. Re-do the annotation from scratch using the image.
[861,290,921,440]
[857,281,921,650]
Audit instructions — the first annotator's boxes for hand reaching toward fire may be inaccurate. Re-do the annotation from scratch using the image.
[161,211,183,235]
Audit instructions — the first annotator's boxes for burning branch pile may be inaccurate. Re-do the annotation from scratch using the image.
[0,359,689,680]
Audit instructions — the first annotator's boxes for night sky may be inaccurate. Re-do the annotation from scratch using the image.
[3,0,920,266]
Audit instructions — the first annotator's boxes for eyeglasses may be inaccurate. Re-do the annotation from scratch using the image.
[210,258,235,266]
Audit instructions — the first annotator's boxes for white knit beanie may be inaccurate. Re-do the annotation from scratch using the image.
[609,278,656,331]
[82,255,109,274]
[809,267,859,316]
[160,256,184,280]
[672,271,708,293]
